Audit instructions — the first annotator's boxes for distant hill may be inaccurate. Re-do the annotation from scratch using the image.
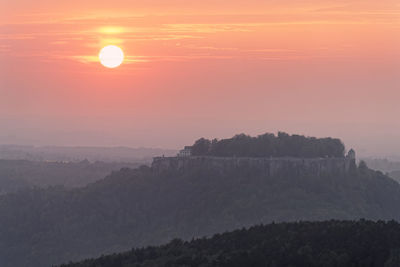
[389,171,400,183]
[0,145,177,162]
[0,157,399,266]
[61,220,400,267]
[361,158,400,183]
[362,158,400,173]
[0,159,142,194]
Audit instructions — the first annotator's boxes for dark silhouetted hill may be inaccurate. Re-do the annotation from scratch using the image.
[60,220,400,267]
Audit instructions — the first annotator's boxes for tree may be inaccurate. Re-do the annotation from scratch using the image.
[189,132,345,158]
[191,138,211,156]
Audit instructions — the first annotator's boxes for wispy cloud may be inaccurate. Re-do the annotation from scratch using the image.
[1,6,399,64]
[0,44,11,52]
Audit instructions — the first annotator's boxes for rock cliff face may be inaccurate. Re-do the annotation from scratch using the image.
[152,156,355,177]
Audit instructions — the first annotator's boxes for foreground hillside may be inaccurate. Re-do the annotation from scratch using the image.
[0,160,399,266]
[61,220,400,267]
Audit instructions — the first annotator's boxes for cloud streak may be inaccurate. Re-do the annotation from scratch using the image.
[1,3,399,65]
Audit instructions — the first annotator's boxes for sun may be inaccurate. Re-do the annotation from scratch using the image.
[99,45,124,68]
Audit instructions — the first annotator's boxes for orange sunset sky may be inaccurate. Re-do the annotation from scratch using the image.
[0,0,399,156]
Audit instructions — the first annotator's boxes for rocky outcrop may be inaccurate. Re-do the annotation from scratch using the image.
[152,156,355,177]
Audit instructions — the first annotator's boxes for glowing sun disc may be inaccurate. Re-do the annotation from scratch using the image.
[99,45,124,68]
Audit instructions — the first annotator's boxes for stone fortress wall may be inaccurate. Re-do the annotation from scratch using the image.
[151,155,356,177]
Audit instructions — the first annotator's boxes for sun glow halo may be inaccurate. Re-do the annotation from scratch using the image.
[99,45,124,68]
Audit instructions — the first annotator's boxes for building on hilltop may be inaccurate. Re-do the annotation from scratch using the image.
[177,146,192,157]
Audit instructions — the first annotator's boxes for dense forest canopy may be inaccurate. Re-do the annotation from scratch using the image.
[61,220,400,267]
[0,161,399,267]
[190,132,346,158]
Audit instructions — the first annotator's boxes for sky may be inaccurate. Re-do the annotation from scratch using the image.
[0,0,399,156]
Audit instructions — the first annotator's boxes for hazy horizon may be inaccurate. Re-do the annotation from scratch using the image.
[1,123,400,157]
[0,129,399,158]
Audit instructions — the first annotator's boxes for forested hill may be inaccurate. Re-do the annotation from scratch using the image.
[190,132,345,158]
[61,220,400,267]
[0,162,400,266]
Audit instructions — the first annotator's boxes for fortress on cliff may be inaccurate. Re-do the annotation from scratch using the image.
[152,147,357,177]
